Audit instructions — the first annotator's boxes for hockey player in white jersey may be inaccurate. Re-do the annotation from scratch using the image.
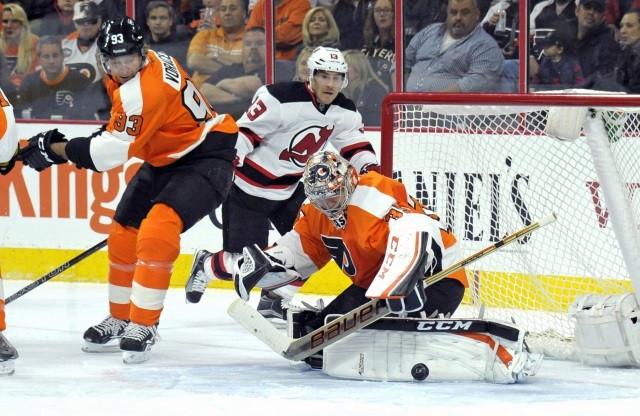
[0,87,20,375]
[185,46,380,318]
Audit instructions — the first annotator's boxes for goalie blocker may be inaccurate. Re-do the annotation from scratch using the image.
[291,311,543,383]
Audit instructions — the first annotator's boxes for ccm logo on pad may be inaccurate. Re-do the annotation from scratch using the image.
[416,320,474,331]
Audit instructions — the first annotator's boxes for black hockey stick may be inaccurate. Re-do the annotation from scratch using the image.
[228,212,557,361]
[5,239,107,304]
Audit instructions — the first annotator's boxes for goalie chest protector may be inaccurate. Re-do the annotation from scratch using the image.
[569,293,640,367]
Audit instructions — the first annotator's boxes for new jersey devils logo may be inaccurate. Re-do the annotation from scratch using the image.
[279,125,334,167]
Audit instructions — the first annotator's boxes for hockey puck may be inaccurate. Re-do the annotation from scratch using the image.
[411,363,429,381]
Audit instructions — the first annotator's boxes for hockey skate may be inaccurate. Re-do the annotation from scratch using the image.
[185,249,213,304]
[257,289,287,325]
[120,322,159,364]
[82,314,129,353]
[0,331,19,376]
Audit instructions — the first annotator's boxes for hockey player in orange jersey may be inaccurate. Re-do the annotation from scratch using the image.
[18,18,239,364]
[233,150,469,366]
[0,87,20,375]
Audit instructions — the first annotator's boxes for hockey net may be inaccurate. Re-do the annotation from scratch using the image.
[381,92,640,360]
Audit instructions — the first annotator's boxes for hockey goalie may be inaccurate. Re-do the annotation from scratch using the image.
[232,150,543,383]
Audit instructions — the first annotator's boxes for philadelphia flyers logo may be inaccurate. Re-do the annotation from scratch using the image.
[321,235,356,277]
[279,125,334,167]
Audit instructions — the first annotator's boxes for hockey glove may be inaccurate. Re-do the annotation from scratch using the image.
[0,145,19,175]
[386,282,426,314]
[18,129,68,172]
[233,244,300,302]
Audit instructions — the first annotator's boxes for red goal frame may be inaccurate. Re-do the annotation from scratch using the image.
[380,92,640,177]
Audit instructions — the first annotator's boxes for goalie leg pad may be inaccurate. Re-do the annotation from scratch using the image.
[569,293,640,367]
[322,318,543,383]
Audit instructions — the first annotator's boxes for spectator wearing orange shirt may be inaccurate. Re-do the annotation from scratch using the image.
[0,3,39,87]
[187,0,247,86]
[246,0,310,60]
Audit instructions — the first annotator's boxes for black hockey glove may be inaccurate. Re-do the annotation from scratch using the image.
[0,145,18,175]
[386,282,426,314]
[18,129,68,172]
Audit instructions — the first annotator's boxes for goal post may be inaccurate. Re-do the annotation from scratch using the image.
[380,92,640,360]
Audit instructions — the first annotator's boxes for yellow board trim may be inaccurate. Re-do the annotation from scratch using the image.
[0,248,351,295]
[1,248,632,308]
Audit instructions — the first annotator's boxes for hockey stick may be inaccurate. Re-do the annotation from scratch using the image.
[5,239,107,304]
[228,212,557,361]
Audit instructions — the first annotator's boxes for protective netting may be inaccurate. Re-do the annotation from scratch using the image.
[385,96,640,360]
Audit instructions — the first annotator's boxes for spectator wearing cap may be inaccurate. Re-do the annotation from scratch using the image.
[62,0,111,120]
[144,0,191,69]
[530,28,584,91]
[38,0,81,37]
[574,0,622,89]
[62,1,103,83]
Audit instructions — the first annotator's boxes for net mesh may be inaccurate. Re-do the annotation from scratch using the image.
[384,96,640,360]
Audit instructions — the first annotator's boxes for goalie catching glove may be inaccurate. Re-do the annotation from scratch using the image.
[18,129,68,171]
[234,244,302,301]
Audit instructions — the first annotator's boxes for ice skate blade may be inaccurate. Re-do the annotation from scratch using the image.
[122,350,152,364]
[0,360,15,376]
[82,339,123,353]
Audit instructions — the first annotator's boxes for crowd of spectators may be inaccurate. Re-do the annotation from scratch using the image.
[1,0,640,126]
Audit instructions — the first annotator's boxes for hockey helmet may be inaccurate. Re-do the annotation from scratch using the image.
[307,47,348,89]
[303,150,359,228]
[98,17,144,58]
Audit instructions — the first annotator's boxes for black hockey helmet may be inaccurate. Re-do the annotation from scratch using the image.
[97,17,144,58]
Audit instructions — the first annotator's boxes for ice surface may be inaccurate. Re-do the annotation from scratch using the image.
[2,280,640,416]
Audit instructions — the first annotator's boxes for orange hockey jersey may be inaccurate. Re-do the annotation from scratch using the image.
[276,172,469,289]
[85,50,238,172]
[0,88,18,163]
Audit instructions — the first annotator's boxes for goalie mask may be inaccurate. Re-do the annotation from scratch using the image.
[303,151,358,228]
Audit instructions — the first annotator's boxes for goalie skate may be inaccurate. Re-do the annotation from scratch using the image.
[257,289,287,327]
[0,332,18,376]
[82,315,129,353]
[120,322,159,364]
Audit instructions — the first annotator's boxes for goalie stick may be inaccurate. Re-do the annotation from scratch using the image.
[5,239,107,304]
[228,212,557,361]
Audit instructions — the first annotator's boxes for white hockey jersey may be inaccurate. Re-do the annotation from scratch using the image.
[62,35,103,83]
[0,88,18,163]
[234,81,378,200]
